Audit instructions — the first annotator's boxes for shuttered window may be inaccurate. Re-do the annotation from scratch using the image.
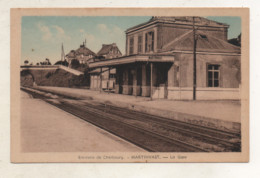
[138,35,143,53]
[145,31,154,52]
[129,37,134,55]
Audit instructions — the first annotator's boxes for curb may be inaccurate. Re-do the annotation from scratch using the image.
[34,86,241,133]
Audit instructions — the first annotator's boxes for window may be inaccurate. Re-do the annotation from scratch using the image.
[109,74,116,79]
[200,34,208,39]
[138,35,143,53]
[129,37,134,55]
[207,64,220,87]
[145,31,154,52]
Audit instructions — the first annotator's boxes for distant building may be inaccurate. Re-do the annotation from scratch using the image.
[89,43,122,91]
[89,16,241,100]
[65,42,96,67]
[97,43,122,59]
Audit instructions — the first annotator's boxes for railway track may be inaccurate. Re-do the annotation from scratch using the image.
[79,100,241,151]
[21,87,241,152]
[66,100,240,152]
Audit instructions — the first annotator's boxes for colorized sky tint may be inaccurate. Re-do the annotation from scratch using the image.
[21,16,241,65]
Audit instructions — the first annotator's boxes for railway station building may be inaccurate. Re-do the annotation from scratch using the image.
[89,16,241,100]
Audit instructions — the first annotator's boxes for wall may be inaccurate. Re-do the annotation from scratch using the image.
[126,25,158,55]
[90,75,100,90]
[167,87,240,100]
[171,53,241,88]
[90,68,116,90]
[167,52,241,100]
[125,21,228,55]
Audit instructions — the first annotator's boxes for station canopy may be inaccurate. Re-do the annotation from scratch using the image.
[88,54,175,69]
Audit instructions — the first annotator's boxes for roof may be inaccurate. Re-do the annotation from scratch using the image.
[77,46,96,56]
[126,16,229,33]
[97,43,122,56]
[89,68,116,74]
[66,45,96,58]
[89,54,174,68]
[161,30,241,53]
[66,50,76,58]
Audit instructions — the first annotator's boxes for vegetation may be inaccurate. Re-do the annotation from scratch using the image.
[228,33,241,47]
[21,58,91,88]
[70,59,80,69]
[20,69,35,87]
[20,68,90,88]
[40,58,52,65]
[24,60,29,65]
[54,60,69,66]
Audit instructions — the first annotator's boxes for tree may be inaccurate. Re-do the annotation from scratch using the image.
[54,60,69,66]
[24,60,29,65]
[70,59,80,69]
[228,33,241,47]
[45,58,51,65]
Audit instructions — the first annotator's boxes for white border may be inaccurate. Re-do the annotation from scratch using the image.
[1,0,260,178]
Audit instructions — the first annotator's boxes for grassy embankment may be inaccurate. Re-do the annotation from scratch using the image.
[20,68,90,88]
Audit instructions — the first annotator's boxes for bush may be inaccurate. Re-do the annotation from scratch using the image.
[45,72,53,79]
[54,60,69,66]
[70,59,80,69]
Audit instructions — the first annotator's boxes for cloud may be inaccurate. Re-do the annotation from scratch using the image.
[97,24,124,38]
[85,33,95,43]
[37,23,52,41]
[53,25,65,35]
[94,24,125,53]
[37,23,70,42]
[112,26,124,37]
[97,24,108,31]
[52,25,71,40]
[79,29,96,43]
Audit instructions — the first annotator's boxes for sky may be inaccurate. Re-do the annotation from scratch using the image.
[21,16,241,65]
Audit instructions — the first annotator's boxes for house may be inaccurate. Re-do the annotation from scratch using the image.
[65,42,96,66]
[97,43,122,59]
[89,43,122,91]
[89,16,241,100]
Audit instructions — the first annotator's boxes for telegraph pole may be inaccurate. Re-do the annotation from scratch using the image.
[192,17,197,100]
[150,63,153,100]
[100,67,103,93]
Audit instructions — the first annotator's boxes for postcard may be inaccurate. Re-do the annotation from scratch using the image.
[11,8,249,162]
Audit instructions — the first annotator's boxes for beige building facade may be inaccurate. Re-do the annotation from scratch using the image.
[89,17,241,100]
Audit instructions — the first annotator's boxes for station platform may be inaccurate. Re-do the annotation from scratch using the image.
[20,90,145,152]
[33,86,241,133]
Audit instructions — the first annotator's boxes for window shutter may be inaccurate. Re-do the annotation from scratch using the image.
[145,33,148,52]
[152,32,154,51]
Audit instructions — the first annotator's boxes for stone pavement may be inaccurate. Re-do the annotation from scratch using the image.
[34,86,241,132]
